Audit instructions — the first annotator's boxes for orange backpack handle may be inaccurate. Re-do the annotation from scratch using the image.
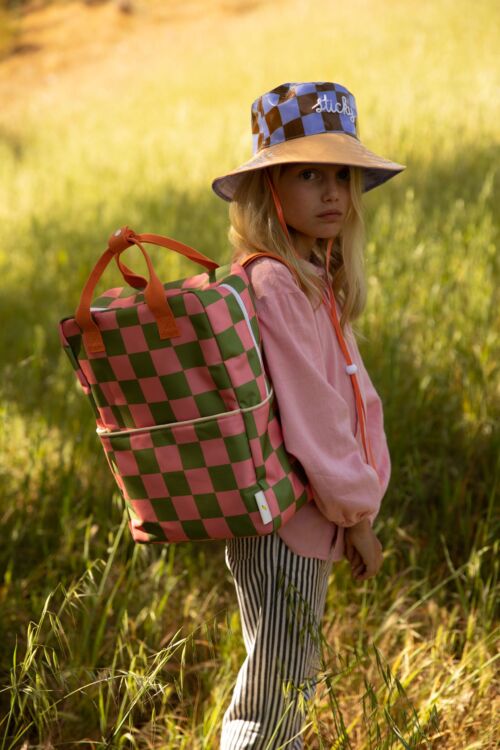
[113,258,149,289]
[113,230,221,288]
[75,226,219,354]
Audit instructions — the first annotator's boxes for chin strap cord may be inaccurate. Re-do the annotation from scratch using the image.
[263,169,378,474]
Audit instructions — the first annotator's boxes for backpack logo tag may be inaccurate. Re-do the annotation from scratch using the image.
[254,490,273,525]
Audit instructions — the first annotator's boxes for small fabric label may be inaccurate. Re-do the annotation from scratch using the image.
[255,490,273,525]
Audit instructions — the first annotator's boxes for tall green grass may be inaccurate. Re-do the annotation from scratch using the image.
[0,0,498,746]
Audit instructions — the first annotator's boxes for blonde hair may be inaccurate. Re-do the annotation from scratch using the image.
[227,163,368,338]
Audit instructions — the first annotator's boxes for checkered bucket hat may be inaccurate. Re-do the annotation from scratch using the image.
[212,81,406,201]
[58,227,314,545]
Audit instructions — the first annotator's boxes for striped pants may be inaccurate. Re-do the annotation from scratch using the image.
[220,531,332,749]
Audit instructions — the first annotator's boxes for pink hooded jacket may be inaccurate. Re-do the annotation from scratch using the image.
[246,255,392,563]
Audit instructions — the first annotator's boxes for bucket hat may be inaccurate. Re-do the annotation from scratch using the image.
[211,81,406,202]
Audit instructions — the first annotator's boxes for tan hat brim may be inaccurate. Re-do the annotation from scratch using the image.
[212,132,406,201]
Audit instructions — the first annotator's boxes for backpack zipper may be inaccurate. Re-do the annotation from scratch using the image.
[96,385,275,437]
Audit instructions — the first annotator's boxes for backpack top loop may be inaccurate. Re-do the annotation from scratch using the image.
[108,226,136,255]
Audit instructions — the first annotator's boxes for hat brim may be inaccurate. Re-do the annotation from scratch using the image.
[211,132,406,202]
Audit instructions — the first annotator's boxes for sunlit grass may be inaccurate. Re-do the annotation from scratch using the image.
[0,0,499,746]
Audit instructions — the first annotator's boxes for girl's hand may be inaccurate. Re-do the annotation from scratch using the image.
[344,518,383,581]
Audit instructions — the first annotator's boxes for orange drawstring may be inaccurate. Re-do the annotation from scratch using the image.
[323,240,377,471]
[264,170,378,474]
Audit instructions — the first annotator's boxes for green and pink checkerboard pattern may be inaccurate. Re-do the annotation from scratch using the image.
[59,261,313,543]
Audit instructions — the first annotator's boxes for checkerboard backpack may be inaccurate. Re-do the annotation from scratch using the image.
[58,226,314,544]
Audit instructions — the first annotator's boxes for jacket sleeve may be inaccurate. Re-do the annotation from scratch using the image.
[254,288,384,528]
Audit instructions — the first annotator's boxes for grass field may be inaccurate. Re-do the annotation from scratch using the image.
[0,0,499,747]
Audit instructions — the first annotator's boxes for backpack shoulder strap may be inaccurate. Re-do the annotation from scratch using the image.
[240,251,301,288]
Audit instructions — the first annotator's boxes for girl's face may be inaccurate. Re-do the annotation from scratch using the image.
[274,162,352,255]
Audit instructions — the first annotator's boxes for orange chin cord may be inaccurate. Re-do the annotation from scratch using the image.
[324,239,377,472]
[264,169,378,474]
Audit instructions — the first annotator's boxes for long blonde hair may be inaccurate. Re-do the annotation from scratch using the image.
[227,163,367,337]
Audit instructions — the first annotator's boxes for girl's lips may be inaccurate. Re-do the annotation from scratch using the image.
[317,212,342,219]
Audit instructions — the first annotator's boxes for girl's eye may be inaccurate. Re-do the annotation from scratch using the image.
[298,167,350,181]
[299,169,318,181]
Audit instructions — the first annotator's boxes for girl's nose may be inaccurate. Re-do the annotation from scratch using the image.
[322,175,341,200]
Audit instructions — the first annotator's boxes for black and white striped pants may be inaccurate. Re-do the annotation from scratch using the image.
[220,531,332,749]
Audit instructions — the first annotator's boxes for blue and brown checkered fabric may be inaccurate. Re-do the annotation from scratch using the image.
[251,82,358,153]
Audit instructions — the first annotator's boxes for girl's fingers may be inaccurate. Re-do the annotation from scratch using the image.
[346,543,371,580]
[352,550,364,568]
[352,555,366,578]
[344,538,353,562]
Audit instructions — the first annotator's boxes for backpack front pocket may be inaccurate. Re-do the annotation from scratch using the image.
[97,399,278,544]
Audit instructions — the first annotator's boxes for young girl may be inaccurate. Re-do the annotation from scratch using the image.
[211,81,406,750]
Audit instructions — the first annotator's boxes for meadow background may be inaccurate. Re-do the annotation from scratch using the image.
[0,0,499,747]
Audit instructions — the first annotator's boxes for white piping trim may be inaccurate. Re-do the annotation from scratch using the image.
[218,283,271,398]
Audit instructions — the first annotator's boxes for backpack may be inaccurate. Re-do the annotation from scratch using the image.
[58,226,314,545]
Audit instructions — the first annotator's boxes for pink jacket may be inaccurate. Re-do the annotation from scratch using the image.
[246,255,391,564]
